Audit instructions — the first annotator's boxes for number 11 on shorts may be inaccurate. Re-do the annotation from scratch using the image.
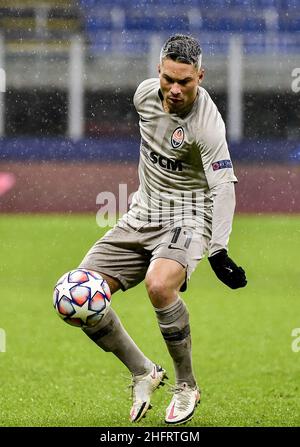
[168,227,193,249]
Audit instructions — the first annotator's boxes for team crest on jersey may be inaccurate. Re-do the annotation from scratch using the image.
[171,127,185,149]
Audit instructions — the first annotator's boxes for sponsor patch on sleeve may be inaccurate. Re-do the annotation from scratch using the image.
[212,159,233,171]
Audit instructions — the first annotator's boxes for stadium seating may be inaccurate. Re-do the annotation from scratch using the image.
[76,0,300,55]
[0,0,299,54]
[0,0,82,43]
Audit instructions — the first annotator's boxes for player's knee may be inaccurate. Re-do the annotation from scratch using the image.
[145,274,175,307]
[145,278,165,300]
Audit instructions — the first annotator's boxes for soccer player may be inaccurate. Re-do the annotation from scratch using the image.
[65,34,247,425]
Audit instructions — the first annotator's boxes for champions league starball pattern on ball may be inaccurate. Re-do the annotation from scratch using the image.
[53,269,111,327]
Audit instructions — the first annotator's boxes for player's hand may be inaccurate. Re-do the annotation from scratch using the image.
[208,249,247,289]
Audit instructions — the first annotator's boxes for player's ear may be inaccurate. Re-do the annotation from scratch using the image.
[198,68,205,84]
[158,63,161,75]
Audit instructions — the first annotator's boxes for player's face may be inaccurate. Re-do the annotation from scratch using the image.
[158,58,204,115]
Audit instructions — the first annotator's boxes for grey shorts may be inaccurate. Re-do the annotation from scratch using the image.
[79,218,209,292]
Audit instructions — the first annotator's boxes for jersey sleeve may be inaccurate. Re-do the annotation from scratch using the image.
[198,105,237,189]
[208,182,236,256]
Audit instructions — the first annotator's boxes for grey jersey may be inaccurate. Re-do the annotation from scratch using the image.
[126,78,237,232]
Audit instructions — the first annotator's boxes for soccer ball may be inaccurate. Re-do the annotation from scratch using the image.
[53,269,111,328]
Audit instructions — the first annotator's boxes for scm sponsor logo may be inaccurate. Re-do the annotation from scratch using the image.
[149,151,183,171]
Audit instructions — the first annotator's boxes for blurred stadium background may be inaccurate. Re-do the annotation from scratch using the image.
[1,0,300,428]
[0,0,300,213]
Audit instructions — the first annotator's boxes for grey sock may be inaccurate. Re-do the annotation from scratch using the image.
[83,307,153,376]
[155,297,196,387]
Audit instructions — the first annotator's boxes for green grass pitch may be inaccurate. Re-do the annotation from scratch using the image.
[0,214,299,427]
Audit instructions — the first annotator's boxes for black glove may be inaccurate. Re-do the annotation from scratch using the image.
[208,249,247,289]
